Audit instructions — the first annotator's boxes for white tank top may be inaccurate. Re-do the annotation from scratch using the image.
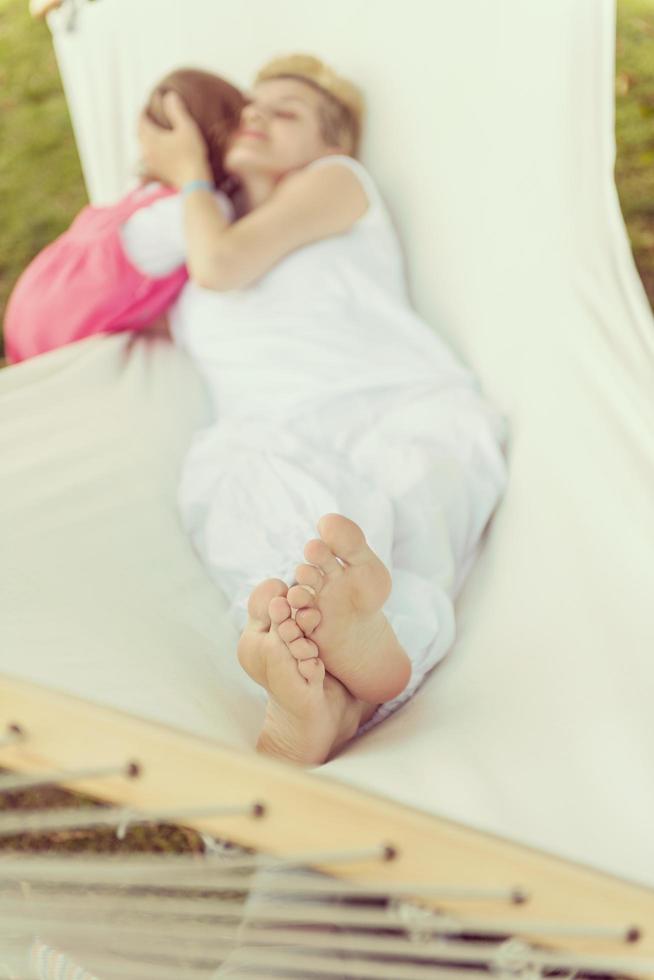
[170,154,474,419]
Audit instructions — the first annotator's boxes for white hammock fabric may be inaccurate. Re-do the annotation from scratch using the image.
[1,0,653,895]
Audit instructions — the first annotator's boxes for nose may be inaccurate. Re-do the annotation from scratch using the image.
[241,101,270,129]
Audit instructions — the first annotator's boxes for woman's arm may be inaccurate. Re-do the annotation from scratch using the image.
[138,93,368,291]
[181,164,367,290]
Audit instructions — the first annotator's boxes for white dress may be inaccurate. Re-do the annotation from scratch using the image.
[147,156,508,732]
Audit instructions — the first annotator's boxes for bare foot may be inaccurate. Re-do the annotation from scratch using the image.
[237,578,376,764]
[287,515,412,704]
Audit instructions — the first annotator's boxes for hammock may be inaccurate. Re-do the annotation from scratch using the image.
[1,0,653,974]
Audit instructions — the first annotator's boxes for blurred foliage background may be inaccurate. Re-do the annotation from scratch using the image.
[616,0,654,302]
[1,0,654,364]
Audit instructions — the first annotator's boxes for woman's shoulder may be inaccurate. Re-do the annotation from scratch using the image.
[304,153,374,184]
[306,153,379,197]
[304,154,386,225]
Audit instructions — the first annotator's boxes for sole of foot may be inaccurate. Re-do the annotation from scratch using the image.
[237,578,363,765]
[287,514,412,704]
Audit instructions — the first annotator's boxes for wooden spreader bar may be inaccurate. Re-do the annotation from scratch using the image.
[0,672,652,975]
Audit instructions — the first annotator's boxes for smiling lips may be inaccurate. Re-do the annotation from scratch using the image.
[236,129,267,140]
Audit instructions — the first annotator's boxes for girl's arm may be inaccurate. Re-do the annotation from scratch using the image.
[138,93,368,292]
[119,187,234,278]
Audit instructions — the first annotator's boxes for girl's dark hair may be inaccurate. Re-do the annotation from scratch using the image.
[144,67,247,194]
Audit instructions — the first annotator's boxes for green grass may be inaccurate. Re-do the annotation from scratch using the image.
[0,0,87,359]
[0,772,209,854]
[615,0,654,299]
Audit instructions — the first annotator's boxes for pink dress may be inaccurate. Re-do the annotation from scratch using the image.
[4,184,188,364]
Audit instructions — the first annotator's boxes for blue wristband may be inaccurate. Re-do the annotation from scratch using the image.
[181,179,214,197]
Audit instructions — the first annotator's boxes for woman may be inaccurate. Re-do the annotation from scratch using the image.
[138,54,508,766]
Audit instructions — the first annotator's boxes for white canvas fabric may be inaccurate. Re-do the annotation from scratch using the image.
[1,0,654,896]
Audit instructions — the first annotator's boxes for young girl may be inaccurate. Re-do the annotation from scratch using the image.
[3,68,245,364]
[137,53,509,768]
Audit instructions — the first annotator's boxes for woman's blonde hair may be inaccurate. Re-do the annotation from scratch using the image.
[254,54,364,157]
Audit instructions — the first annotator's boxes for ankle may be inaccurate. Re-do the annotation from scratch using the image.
[324,674,379,752]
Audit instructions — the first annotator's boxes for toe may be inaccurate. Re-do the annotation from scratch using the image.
[317,514,370,566]
[269,595,293,628]
[247,578,288,631]
[287,635,320,662]
[295,607,322,635]
[287,584,318,610]
[297,657,325,684]
[294,563,325,593]
[278,618,303,645]
[303,538,344,577]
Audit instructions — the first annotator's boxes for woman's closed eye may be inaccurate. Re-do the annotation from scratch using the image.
[242,102,298,121]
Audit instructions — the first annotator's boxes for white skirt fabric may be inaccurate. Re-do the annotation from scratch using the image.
[177,383,508,732]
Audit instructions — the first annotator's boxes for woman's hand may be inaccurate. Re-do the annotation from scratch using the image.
[138,91,213,189]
